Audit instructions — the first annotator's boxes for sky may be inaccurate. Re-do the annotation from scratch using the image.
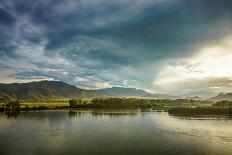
[1,0,232,97]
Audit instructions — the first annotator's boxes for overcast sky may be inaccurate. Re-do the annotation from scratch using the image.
[1,0,232,97]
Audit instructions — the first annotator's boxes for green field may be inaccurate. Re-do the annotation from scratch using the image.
[0,101,69,110]
[21,102,69,108]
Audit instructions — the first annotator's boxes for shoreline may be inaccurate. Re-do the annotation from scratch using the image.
[1,106,232,116]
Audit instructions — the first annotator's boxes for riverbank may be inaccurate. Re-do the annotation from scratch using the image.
[1,99,232,116]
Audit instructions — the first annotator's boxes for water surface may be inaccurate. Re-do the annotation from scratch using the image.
[0,110,231,155]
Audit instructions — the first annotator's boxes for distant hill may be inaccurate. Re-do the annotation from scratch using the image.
[180,91,217,99]
[0,81,157,101]
[209,93,232,102]
[0,80,186,101]
[185,96,203,100]
[0,81,82,100]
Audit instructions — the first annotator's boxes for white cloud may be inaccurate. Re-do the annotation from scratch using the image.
[153,36,232,95]
[74,75,113,89]
[0,76,54,84]
[75,76,89,82]
[95,82,112,89]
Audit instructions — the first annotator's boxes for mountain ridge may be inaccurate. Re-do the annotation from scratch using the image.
[0,80,160,100]
[2,80,230,101]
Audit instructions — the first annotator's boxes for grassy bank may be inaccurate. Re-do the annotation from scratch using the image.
[0,101,69,111]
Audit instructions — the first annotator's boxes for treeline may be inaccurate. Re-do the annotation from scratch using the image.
[69,99,89,108]
[0,101,20,111]
[68,98,213,109]
[69,98,175,109]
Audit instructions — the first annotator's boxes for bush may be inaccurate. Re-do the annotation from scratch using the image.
[5,101,20,110]
[69,99,88,108]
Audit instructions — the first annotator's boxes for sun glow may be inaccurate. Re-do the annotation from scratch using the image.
[153,36,232,93]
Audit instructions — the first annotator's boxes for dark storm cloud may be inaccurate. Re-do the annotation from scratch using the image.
[0,8,15,25]
[29,0,232,62]
[1,0,232,58]
[1,0,232,91]
[112,0,232,61]
[0,8,16,57]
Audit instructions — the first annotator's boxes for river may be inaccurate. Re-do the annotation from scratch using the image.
[0,110,231,155]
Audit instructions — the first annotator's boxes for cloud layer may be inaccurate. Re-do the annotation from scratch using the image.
[1,0,232,96]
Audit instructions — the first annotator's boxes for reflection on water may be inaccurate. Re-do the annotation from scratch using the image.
[170,114,232,120]
[0,110,232,155]
[68,110,139,118]
[3,110,20,118]
[68,110,82,118]
[91,111,138,118]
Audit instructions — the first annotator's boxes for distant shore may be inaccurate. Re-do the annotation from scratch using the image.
[0,98,232,116]
[168,106,232,116]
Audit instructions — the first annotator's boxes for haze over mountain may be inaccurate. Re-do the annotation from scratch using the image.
[209,93,232,102]
[0,81,178,100]
[143,93,179,99]
[185,96,203,100]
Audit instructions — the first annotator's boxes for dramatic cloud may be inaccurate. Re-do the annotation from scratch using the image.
[1,0,232,96]
[153,36,232,97]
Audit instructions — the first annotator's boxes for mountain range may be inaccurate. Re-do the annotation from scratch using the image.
[0,80,177,101]
[0,80,231,101]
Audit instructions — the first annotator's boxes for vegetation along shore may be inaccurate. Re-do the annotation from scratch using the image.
[1,98,232,116]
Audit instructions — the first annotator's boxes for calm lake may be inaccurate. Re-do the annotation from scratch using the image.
[0,110,231,155]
